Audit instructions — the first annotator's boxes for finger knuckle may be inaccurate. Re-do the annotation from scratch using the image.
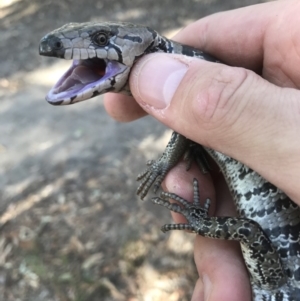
[194,65,254,131]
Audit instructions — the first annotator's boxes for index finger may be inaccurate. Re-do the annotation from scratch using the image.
[173,1,296,73]
[104,93,147,122]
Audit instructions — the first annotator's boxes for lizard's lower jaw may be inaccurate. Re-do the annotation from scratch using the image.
[46,58,128,105]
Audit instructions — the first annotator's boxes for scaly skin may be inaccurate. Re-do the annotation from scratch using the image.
[39,22,300,300]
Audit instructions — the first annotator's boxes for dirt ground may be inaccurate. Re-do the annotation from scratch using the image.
[0,1,268,300]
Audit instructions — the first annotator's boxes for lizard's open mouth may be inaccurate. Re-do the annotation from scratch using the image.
[46,58,128,105]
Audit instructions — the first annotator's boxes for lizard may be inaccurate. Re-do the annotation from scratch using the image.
[39,21,300,300]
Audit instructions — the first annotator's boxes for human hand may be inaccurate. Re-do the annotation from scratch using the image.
[104,1,300,300]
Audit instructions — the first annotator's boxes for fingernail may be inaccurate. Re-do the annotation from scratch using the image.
[132,54,188,109]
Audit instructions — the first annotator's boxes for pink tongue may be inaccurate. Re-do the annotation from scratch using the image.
[55,65,101,93]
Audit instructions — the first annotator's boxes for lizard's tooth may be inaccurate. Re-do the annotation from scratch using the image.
[73,48,80,60]
[80,49,89,59]
[88,49,96,59]
[64,48,72,60]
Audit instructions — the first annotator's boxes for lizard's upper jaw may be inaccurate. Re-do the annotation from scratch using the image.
[44,58,128,105]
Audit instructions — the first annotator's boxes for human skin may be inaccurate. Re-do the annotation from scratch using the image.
[103,1,300,300]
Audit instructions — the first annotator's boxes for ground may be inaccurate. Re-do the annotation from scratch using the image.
[0,0,267,300]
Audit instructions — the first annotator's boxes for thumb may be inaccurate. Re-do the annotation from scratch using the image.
[129,53,300,201]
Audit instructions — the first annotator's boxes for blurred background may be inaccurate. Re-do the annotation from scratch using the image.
[0,0,269,300]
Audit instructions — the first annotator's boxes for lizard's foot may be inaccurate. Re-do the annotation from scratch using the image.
[136,132,189,199]
[136,132,210,200]
[151,178,211,232]
[152,180,286,291]
[137,157,172,200]
[183,143,210,174]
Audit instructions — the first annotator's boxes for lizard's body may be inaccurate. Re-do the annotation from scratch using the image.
[39,22,300,300]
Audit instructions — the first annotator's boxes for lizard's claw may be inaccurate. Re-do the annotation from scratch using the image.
[136,158,171,199]
[136,132,210,200]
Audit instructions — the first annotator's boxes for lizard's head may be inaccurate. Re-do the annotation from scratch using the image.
[39,22,158,105]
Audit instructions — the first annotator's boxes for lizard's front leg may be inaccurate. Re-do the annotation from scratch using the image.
[137,131,209,199]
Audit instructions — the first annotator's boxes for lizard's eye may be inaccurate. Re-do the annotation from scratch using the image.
[93,33,108,46]
[53,41,63,49]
